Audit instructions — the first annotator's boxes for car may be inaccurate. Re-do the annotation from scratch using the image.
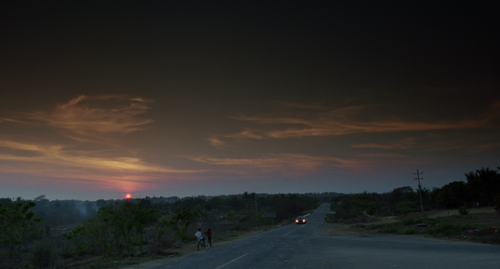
[295,216,307,224]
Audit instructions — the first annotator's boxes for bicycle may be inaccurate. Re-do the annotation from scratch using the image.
[197,237,210,250]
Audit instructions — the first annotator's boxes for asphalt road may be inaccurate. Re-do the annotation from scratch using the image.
[152,203,500,269]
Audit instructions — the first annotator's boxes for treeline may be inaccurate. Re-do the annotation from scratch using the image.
[0,192,321,268]
[330,167,500,222]
[170,192,321,219]
[1,192,338,228]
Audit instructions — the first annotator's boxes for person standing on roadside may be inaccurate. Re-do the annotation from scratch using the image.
[195,228,203,250]
[204,228,212,247]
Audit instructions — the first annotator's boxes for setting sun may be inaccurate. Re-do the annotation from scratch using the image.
[125,193,132,199]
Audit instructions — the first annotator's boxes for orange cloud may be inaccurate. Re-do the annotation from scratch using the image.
[208,136,227,148]
[214,101,498,143]
[189,153,361,176]
[0,139,200,174]
[230,117,481,138]
[352,137,418,149]
[0,94,205,186]
[4,95,154,142]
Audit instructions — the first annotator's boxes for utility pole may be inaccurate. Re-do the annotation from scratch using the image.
[414,169,424,212]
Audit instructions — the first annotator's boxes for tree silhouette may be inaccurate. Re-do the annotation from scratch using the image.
[0,200,43,267]
[465,167,500,206]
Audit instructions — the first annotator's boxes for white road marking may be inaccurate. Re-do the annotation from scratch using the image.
[215,253,249,269]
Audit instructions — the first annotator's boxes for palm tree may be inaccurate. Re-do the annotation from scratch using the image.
[465,167,500,206]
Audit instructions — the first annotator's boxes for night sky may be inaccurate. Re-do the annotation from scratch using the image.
[1,1,499,200]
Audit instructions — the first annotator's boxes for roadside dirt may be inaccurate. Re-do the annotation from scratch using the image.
[359,207,497,225]
[403,207,496,220]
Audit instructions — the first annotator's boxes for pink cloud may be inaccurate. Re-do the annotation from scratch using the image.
[0,95,205,191]
[352,137,418,149]
[189,153,363,176]
[0,139,202,174]
[213,101,499,144]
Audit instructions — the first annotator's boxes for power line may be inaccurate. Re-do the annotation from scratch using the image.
[413,169,424,212]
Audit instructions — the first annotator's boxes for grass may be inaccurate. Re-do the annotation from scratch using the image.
[402,218,419,225]
[0,249,10,258]
[402,217,438,226]
[376,219,487,237]
[82,255,168,269]
[426,222,487,237]
[336,208,500,245]
[454,215,478,219]
[221,230,246,240]
[379,226,417,235]
[379,227,398,233]
[219,225,268,241]
[399,228,417,235]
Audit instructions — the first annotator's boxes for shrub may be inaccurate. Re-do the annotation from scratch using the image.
[63,226,88,256]
[329,205,357,221]
[399,228,417,235]
[30,238,58,268]
[428,222,486,237]
[402,218,418,225]
[380,227,397,233]
[495,193,500,215]
[366,207,377,216]
[455,215,477,219]
[229,224,245,231]
[174,229,191,242]
[458,206,469,215]
[226,210,237,221]
[395,200,417,213]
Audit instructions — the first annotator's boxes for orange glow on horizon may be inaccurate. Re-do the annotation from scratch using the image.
[125,193,132,199]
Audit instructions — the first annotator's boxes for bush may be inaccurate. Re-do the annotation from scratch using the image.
[63,226,89,256]
[455,215,477,219]
[428,222,486,237]
[395,200,417,213]
[175,229,192,242]
[329,205,357,221]
[366,207,377,216]
[30,238,58,268]
[402,218,418,225]
[226,210,237,221]
[495,193,500,215]
[399,228,417,235]
[380,227,397,233]
[458,206,469,215]
[229,224,246,231]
